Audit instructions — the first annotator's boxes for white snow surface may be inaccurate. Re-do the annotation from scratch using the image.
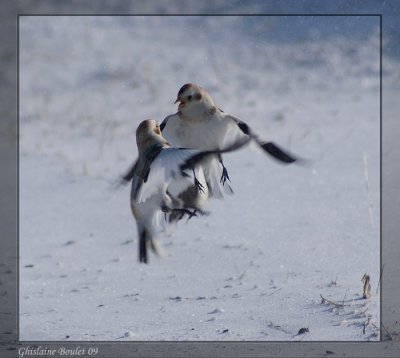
[19,16,385,341]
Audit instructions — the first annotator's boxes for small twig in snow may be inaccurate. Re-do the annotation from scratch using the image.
[363,317,371,335]
[342,289,349,306]
[320,294,351,307]
[361,274,371,299]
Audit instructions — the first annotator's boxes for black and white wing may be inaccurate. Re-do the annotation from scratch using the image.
[223,113,300,164]
[135,147,206,205]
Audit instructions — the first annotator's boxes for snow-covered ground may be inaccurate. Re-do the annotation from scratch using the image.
[19,16,386,341]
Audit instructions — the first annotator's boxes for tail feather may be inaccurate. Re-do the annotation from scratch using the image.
[138,226,165,263]
[139,227,149,263]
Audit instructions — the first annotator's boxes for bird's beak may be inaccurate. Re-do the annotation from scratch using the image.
[174,95,185,105]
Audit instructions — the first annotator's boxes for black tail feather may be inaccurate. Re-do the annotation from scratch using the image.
[139,228,148,264]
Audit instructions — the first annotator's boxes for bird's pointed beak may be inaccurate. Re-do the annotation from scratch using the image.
[174,97,180,104]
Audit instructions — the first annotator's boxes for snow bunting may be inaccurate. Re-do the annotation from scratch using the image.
[159,83,300,214]
[162,83,299,171]
[125,119,249,263]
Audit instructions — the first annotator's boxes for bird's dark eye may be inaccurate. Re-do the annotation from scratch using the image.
[187,95,192,101]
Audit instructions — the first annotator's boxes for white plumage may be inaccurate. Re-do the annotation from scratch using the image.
[160,83,300,213]
[126,119,249,263]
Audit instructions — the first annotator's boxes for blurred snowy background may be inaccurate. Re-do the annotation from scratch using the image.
[19,14,387,341]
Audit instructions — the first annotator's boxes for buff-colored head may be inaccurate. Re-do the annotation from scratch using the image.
[136,119,169,155]
[174,83,215,118]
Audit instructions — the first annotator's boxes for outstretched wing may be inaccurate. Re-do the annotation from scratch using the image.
[136,147,202,204]
[179,137,251,172]
[224,114,300,164]
[138,138,250,206]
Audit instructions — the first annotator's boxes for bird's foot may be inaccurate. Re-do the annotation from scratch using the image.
[165,208,198,223]
[194,177,205,193]
[185,209,198,221]
[220,166,230,185]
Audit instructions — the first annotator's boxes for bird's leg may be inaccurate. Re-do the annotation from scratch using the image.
[177,207,210,221]
[161,205,169,221]
[192,168,205,193]
[219,155,230,185]
[172,208,197,222]
[180,208,209,222]
[162,204,198,222]
[173,208,197,218]
[184,209,198,221]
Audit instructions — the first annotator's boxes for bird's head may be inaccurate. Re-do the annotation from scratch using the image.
[174,83,215,118]
[136,119,168,154]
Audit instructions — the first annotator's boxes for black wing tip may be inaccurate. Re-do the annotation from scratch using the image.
[261,142,298,164]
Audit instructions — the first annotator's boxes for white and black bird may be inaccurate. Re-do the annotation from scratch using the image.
[161,83,299,173]
[159,83,301,214]
[124,119,249,263]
